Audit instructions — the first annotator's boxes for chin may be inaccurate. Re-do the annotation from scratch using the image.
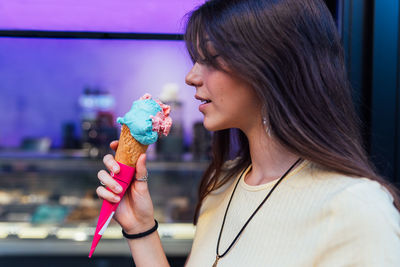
[203,118,229,132]
[202,119,217,132]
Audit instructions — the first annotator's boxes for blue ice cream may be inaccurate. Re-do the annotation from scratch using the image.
[117,97,162,145]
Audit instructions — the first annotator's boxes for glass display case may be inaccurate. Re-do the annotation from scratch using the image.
[0,150,208,265]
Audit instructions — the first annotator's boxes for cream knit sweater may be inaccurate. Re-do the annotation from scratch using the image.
[186,160,400,266]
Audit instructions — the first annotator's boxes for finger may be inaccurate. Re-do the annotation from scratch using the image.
[103,154,120,173]
[96,186,120,203]
[110,140,119,151]
[133,154,149,193]
[97,170,123,194]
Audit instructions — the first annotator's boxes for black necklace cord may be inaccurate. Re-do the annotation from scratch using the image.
[216,158,303,259]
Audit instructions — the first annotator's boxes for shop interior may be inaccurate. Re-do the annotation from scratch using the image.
[0,1,399,266]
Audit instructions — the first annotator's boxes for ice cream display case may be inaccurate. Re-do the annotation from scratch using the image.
[0,150,207,259]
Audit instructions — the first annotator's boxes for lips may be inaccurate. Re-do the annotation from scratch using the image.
[195,94,212,104]
[195,94,212,113]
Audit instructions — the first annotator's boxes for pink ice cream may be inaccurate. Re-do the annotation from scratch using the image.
[140,93,172,136]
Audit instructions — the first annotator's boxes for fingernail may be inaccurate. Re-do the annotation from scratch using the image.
[115,185,123,193]
[113,166,119,172]
[114,196,120,202]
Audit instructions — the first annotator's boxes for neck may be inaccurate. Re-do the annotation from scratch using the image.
[242,124,300,186]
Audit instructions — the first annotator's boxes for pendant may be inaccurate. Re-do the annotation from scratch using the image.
[212,255,220,267]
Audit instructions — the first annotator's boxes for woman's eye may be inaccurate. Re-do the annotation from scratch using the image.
[198,57,211,65]
[195,55,220,67]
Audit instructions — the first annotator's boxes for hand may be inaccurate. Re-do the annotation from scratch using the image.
[96,140,155,234]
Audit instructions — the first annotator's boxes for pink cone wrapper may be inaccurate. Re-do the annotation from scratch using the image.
[88,162,135,258]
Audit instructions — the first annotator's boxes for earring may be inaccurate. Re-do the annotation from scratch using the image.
[262,117,272,137]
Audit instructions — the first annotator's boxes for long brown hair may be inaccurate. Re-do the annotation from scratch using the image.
[184,0,400,224]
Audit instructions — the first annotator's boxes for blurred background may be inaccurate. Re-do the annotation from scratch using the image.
[0,0,399,266]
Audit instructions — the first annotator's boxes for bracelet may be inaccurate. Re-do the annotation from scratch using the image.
[122,219,158,239]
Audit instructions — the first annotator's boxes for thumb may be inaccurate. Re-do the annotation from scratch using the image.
[133,153,149,194]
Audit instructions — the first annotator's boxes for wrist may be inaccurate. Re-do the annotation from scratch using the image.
[122,219,158,239]
[122,218,156,235]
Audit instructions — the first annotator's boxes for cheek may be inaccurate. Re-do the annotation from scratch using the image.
[225,89,261,119]
[216,95,225,107]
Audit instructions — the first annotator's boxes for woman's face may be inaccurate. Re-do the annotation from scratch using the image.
[185,59,262,132]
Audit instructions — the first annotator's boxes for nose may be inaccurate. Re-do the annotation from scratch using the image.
[185,63,203,87]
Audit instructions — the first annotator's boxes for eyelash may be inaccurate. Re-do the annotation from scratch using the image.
[199,55,219,64]
[191,54,220,67]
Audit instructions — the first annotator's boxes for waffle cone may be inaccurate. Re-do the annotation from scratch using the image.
[115,124,148,167]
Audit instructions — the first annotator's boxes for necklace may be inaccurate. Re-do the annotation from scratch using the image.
[213,158,302,267]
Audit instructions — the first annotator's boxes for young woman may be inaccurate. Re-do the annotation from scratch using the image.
[96,0,400,266]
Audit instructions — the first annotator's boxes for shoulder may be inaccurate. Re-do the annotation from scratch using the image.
[305,163,399,222]
[311,173,400,265]
[299,162,393,205]
[291,161,399,235]
[325,177,398,219]
[326,177,399,233]
[307,163,397,213]
[198,157,244,216]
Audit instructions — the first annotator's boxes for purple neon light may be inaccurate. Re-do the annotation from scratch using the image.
[0,0,205,34]
[0,38,203,148]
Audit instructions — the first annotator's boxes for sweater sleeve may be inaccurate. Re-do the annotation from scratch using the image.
[315,179,400,267]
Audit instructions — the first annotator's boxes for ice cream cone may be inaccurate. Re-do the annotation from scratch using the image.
[115,124,148,167]
[89,94,172,258]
